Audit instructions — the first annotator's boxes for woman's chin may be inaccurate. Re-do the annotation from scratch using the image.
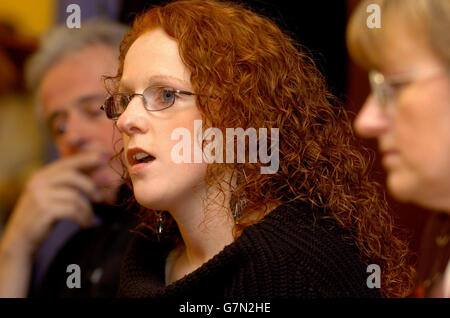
[386,171,422,205]
[133,187,170,211]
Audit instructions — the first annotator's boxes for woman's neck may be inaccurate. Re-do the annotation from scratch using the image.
[163,190,235,286]
[164,183,280,285]
[167,187,235,273]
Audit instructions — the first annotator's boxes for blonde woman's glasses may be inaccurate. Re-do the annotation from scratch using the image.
[368,69,447,108]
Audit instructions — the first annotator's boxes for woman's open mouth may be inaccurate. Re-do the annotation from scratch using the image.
[127,147,156,174]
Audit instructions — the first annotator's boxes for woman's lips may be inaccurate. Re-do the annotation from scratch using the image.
[126,146,156,175]
[129,159,155,175]
[381,150,399,167]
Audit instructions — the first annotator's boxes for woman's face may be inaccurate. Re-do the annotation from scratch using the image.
[116,28,207,211]
[354,32,450,211]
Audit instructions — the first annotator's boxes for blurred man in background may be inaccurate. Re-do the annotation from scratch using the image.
[0,20,135,297]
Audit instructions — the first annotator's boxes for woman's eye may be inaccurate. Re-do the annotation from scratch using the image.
[161,88,175,102]
[391,82,408,91]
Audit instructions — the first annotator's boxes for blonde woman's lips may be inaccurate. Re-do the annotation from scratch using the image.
[381,150,399,168]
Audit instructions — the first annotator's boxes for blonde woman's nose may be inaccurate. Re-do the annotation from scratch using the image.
[354,94,391,138]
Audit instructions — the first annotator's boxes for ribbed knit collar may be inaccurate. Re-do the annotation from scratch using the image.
[119,201,313,298]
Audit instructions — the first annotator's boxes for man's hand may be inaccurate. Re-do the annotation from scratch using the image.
[2,151,107,254]
[0,151,107,297]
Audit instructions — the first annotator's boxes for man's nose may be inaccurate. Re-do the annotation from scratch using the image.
[354,94,392,138]
[116,97,150,136]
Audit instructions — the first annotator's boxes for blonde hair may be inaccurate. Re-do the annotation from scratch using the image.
[347,0,450,70]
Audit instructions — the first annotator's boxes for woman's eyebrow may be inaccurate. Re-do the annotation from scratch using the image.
[147,75,189,87]
[117,81,131,93]
[118,75,190,92]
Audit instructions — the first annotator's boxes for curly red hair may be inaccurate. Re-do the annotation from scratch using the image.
[106,0,415,297]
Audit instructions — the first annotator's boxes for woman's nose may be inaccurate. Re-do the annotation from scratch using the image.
[354,94,392,138]
[116,97,149,136]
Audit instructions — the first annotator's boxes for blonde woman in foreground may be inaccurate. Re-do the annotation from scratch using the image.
[347,0,450,297]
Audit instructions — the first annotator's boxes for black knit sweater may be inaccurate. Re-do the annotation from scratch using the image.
[118,201,381,298]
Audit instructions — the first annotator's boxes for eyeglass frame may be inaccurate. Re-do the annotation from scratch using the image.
[100,86,196,120]
[368,68,448,109]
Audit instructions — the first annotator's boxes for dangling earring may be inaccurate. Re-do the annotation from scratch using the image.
[229,166,248,222]
[230,192,247,221]
[155,211,164,241]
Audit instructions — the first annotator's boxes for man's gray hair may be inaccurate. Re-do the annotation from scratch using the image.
[25,18,127,96]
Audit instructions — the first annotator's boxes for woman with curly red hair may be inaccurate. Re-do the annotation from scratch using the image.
[103,0,414,298]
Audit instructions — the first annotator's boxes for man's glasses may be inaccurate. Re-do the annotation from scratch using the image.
[100,86,195,120]
[368,69,446,108]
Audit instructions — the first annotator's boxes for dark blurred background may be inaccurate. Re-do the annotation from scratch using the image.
[0,0,429,275]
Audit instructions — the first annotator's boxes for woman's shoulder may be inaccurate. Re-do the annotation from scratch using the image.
[242,201,357,254]
[237,201,380,297]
